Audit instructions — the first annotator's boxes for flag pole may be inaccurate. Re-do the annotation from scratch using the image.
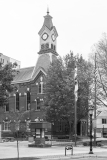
[74,94,77,146]
[94,53,97,146]
[74,58,78,146]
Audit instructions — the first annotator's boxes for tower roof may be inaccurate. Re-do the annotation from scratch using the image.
[42,8,53,30]
[38,9,56,35]
[43,14,53,30]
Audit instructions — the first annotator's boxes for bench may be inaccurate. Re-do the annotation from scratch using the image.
[65,145,73,156]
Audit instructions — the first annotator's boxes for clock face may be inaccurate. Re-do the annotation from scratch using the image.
[51,34,55,41]
[42,33,48,40]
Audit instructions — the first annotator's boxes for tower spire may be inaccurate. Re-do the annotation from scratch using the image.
[47,6,49,15]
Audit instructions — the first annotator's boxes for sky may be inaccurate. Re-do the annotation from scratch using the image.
[0,0,107,68]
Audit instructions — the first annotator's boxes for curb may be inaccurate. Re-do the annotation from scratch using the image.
[35,153,107,160]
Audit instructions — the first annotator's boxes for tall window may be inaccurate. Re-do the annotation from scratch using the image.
[3,121,10,131]
[16,92,19,111]
[26,120,30,131]
[54,45,56,51]
[27,91,31,110]
[5,103,9,112]
[102,119,106,124]
[39,83,41,93]
[39,82,44,94]
[36,98,40,110]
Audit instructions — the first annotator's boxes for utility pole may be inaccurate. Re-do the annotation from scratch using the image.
[94,52,97,146]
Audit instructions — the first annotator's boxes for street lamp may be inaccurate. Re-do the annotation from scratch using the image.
[89,107,94,154]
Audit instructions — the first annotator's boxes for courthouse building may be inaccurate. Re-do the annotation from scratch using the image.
[0,10,87,138]
[0,9,60,138]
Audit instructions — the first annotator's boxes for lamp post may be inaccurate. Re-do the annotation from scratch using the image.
[103,125,104,137]
[89,108,94,154]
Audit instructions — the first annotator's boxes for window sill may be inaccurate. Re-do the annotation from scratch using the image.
[35,110,40,111]
[38,93,45,94]
[2,130,11,132]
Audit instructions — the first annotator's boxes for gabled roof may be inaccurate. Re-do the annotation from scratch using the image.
[12,53,50,84]
[12,66,34,84]
[96,107,107,117]
[31,53,51,79]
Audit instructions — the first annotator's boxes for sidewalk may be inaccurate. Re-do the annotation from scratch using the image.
[0,141,107,159]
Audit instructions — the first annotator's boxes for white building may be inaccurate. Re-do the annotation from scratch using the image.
[93,107,107,137]
[0,53,21,69]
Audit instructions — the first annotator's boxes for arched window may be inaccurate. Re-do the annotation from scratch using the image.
[27,91,31,110]
[39,82,44,94]
[16,92,19,111]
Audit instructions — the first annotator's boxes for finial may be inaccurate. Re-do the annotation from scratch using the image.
[47,6,49,15]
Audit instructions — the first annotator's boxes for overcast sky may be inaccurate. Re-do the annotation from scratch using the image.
[0,0,107,68]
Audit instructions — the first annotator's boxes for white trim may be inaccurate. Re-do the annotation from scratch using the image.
[31,67,47,80]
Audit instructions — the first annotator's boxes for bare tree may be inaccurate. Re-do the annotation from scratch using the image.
[90,33,107,107]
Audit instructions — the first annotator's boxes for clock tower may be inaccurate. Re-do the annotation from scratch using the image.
[38,8,58,56]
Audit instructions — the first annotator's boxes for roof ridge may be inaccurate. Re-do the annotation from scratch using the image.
[17,66,34,70]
